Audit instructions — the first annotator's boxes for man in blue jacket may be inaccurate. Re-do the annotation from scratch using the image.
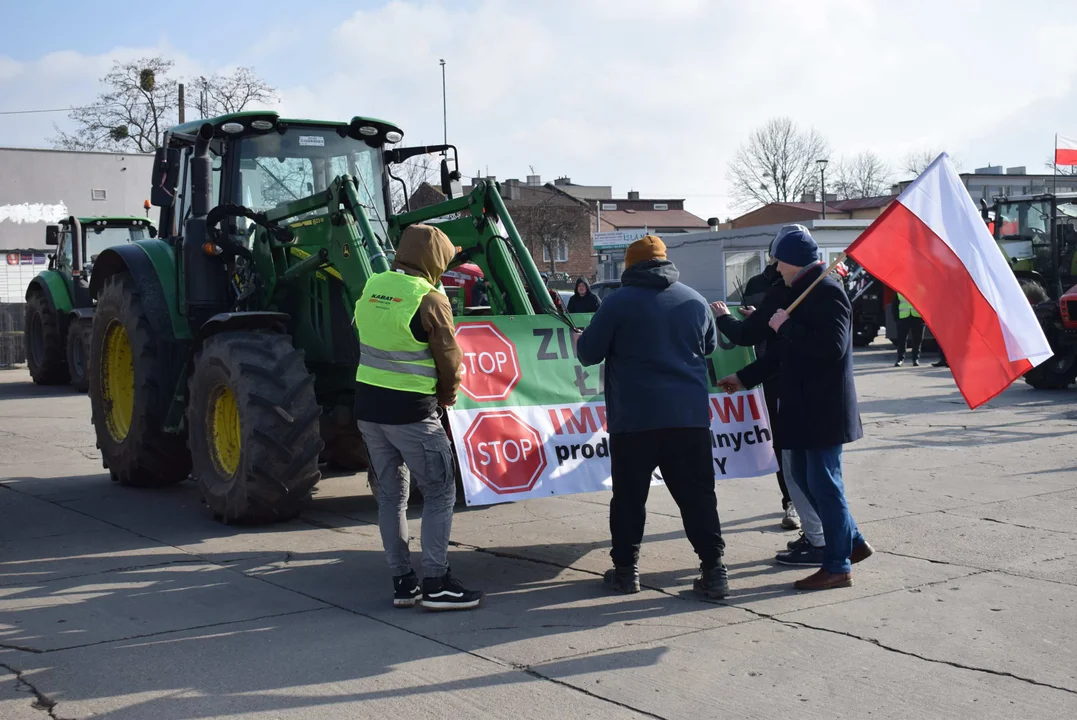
[577,236,728,599]
[719,228,873,591]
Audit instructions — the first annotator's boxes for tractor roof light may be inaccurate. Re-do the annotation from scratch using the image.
[221,122,245,134]
[385,130,403,143]
[250,119,275,131]
[357,125,378,137]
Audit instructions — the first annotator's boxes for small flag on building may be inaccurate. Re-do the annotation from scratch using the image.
[1056,134,1077,166]
[844,153,1052,408]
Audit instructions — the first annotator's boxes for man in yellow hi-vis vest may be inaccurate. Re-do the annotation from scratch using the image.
[354,224,482,611]
[894,293,925,367]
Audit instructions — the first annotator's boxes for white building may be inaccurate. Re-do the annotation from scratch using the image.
[0,147,156,251]
[662,219,873,303]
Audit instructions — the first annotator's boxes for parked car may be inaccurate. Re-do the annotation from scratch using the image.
[591,281,621,301]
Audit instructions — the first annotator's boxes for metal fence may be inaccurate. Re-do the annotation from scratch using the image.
[0,303,26,369]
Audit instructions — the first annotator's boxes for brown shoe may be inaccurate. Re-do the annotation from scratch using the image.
[851,540,875,564]
[794,569,853,591]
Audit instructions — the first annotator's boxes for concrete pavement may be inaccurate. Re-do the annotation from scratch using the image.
[1,343,1076,719]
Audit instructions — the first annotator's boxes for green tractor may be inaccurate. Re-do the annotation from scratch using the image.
[991,192,1077,388]
[25,216,155,391]
[87,111,558,523]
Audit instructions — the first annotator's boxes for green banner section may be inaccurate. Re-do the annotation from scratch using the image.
[451,314,755,410]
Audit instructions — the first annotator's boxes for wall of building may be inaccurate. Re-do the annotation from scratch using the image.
[730,205,819,229]
[663,220,872,302]
[0,147,156,251]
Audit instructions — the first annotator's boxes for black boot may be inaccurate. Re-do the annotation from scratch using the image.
[603,565,641,594]
[693,563,729,599]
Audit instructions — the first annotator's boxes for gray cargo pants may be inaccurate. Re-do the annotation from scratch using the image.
[357,414,456,578]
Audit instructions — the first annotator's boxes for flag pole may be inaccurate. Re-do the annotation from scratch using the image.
[785,252,847,313]
[1054,133,1059,196]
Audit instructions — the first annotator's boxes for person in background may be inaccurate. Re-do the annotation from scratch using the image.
[471,280,488,308]
[894,293,925,367]
[354,224,483,611]
[567,277,601,313]
[577,235,729,599]
[710,225,808,532]
[718,227,873,591]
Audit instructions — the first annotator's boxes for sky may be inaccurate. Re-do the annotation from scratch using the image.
[3,0,1077,219]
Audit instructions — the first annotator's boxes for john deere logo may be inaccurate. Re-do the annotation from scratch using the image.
[342,244,351,258]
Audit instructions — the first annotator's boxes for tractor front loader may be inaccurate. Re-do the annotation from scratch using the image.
[87,112,559,523]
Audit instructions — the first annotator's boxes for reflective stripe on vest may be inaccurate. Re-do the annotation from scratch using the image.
[354,272,438,394]
[897,295,921,319]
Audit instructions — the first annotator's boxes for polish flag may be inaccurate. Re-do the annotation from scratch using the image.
[1056,135,1077,166]
[845,153,1052,408]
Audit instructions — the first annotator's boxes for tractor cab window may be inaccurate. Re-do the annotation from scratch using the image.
[996,200,1050,267]
[83,225,150,267]
[58,226,74,268]
[235,128,388,234]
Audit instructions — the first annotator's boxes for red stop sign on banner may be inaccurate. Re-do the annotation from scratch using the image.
[455,322,521,402]
[463,411,547,494]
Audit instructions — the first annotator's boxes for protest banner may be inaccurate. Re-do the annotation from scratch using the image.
[447,314,778,506]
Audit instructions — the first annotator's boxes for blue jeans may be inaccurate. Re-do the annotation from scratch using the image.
[782,446,864,574]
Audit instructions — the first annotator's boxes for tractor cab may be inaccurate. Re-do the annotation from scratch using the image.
[47,217,154,301]
[992,192,1077,298]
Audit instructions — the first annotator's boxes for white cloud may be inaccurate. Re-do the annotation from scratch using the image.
[4,0,1077,219]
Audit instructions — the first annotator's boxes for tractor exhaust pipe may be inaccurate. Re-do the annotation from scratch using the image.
[183,123,230,328]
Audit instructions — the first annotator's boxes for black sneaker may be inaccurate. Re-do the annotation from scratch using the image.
[776,541,825,567]
[912,359,921,367]
[393,570,421,608]
[932,359,948,368]
[603,565,641,594]
[421,571,483,611]
[787,533,812,551]
[693,563,729,599]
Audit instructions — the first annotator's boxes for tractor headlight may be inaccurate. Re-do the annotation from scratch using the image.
[250,120,274,131]
[357,125,378,136]
[385,130,403,143]
[221,122,244,134]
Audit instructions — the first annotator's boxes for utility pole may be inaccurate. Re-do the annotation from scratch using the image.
[178,83,185,123]
[817,158,829,219]
[199,76,207,119]
[440,59,447,145]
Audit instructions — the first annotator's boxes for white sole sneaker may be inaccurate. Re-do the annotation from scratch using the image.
[421,597,483,611]
[393,596,420,608]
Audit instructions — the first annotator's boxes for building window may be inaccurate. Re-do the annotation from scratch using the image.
[543,240,569,263]
[601,203,617,211]
[653,203,668,210]
[91,188,107,201]
[724,250,763,303]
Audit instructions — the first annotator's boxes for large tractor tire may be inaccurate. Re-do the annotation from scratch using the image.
[89,272,191,487]
[66,320,91,393]
[1023,352,1077,390]
[25,292,68,385]
[187,331,323,524]
[852,324,878,347]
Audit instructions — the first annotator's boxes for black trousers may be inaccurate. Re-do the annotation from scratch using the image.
[609,428,725,569]
[896,316,925,361]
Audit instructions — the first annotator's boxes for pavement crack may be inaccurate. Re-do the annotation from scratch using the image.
[0,661,72,719]
[517,666,666,719]
[972,514,1077,536]
[770,618,1077,696]
[3,557,207,587]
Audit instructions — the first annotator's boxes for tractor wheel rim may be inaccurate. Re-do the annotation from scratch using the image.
[208,384,241,477]
[102,321,135,442]
[29,313,44,366]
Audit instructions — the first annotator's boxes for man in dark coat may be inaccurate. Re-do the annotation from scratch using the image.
[577,235,728,599]
[567,277,601,313]
[718,228,873,591]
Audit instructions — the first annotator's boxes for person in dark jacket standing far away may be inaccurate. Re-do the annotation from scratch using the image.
[354,224,483,611]
[718,228,874,591]
[577,235,729,599]
[567,277,601,313]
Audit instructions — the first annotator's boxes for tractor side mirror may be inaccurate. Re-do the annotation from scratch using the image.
[46,225,59,246]
[148,226,157,239]
[440,157,462,200]
[150,147,182,208]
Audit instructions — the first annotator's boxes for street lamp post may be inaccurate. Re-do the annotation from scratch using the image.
[817,158,829,219]
[439,59,447,145]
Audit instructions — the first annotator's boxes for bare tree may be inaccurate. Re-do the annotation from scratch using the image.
[832,151,892,199]
[903,148,961,177]
[189,68,277,118]
[390,156,439,213]
[512,189,588,276]
[726,117,831,209]
[52,57,178,153]
[1043,157,1077,176]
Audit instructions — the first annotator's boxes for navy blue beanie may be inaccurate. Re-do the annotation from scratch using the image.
[772,229,820,266]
